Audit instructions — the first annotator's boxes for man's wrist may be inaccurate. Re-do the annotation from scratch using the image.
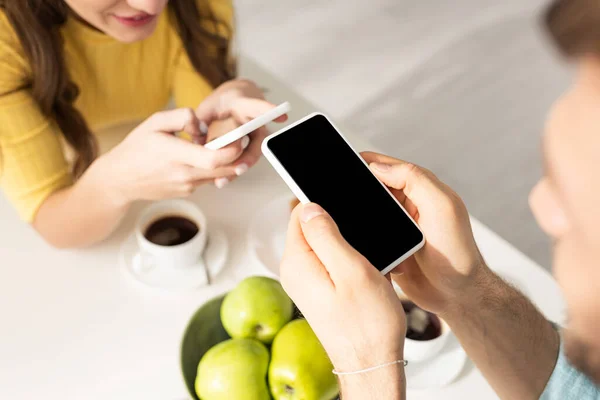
[436,260,561,399]
[338,362,406,400]
[329,343,405,377]
[440,261,497,324]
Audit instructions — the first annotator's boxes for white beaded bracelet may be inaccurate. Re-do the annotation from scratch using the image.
[332,359,408,376]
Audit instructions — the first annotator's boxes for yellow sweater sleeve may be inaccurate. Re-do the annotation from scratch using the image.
[0,12,72,222]
[172,0,235,109]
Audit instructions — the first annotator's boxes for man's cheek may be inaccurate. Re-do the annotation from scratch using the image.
[553,239,600,342]
[553,239,581,325]
[552,240,573,297]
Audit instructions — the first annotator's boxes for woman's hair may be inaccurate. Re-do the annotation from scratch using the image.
[545,0,600,58]
[0,0,235,177]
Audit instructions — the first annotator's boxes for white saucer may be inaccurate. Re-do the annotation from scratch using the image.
[406,333,468,390]
[119,227,228,291]
[247,194,293,277]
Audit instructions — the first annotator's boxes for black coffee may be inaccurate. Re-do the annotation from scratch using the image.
[144,216,199,246]
[401,301,442,341]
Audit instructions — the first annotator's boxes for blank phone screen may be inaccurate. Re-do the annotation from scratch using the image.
[266,114,424,271]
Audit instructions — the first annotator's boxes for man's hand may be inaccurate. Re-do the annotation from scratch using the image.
[280,203,406,399]
[362,151,488,318]
[363,152,559,399]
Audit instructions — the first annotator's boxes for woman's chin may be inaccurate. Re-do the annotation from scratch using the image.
[105,20,159,43]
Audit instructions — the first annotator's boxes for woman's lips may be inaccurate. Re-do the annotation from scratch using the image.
[113,13,155,27]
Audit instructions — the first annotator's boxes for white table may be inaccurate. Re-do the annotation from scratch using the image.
[0,56,565,400]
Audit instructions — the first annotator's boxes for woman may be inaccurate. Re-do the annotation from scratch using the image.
[0,0,285,248]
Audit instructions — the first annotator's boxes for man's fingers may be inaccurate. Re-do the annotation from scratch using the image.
[299,203,372,282]
[369,161,445,208]
[361,151,405,166]
[363,152,458,221]
[362,151,439,192]
[392,261,440,306]
[391,256,418,276]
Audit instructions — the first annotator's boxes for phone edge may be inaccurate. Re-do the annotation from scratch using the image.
[261,112,319,204]
[205,101,291,150]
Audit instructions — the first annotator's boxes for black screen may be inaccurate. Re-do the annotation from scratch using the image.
[267,114,424,271]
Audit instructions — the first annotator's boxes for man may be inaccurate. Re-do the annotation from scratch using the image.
[279,0,600,398]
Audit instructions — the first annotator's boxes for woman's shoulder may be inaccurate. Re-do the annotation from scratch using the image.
[0,10,31,94]
[203,0,234,23]
[0,10,27,59]
[205,0,234,35]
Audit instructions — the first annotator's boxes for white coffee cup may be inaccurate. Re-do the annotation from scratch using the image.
[135,200,207,270]
[393,282,451,362]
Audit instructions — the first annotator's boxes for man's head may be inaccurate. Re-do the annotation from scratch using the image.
[529,0,600,382]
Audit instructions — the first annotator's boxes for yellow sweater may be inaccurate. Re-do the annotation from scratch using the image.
[0,1,233,221]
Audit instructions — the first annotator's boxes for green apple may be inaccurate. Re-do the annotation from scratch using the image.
[195,338,270,400]
[220,276,293,344]
[269,319,339,400]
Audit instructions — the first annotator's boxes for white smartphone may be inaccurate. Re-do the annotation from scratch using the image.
[261,113,425,275]
[204,101,291,150]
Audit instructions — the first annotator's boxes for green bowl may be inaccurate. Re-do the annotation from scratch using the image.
[180,294,230,400]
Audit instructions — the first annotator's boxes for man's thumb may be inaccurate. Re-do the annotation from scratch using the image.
[300,203,369,279]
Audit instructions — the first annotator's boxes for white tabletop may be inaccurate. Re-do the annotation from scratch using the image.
[0,56,565,400]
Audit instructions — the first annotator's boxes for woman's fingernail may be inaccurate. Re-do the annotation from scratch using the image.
[199,121,208,135]
[241,136,250,150]
[235,163,249,176]
[301,203,325,223]
[215,177,229,189]
[371,162,391,172]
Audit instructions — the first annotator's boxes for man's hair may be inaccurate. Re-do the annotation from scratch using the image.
[545,0,600,57]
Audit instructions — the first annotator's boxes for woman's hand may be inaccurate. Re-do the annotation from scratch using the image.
[100,108,243,205]
[195,78,288,188]
[361,152,488,318]
[280,203,406,375]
